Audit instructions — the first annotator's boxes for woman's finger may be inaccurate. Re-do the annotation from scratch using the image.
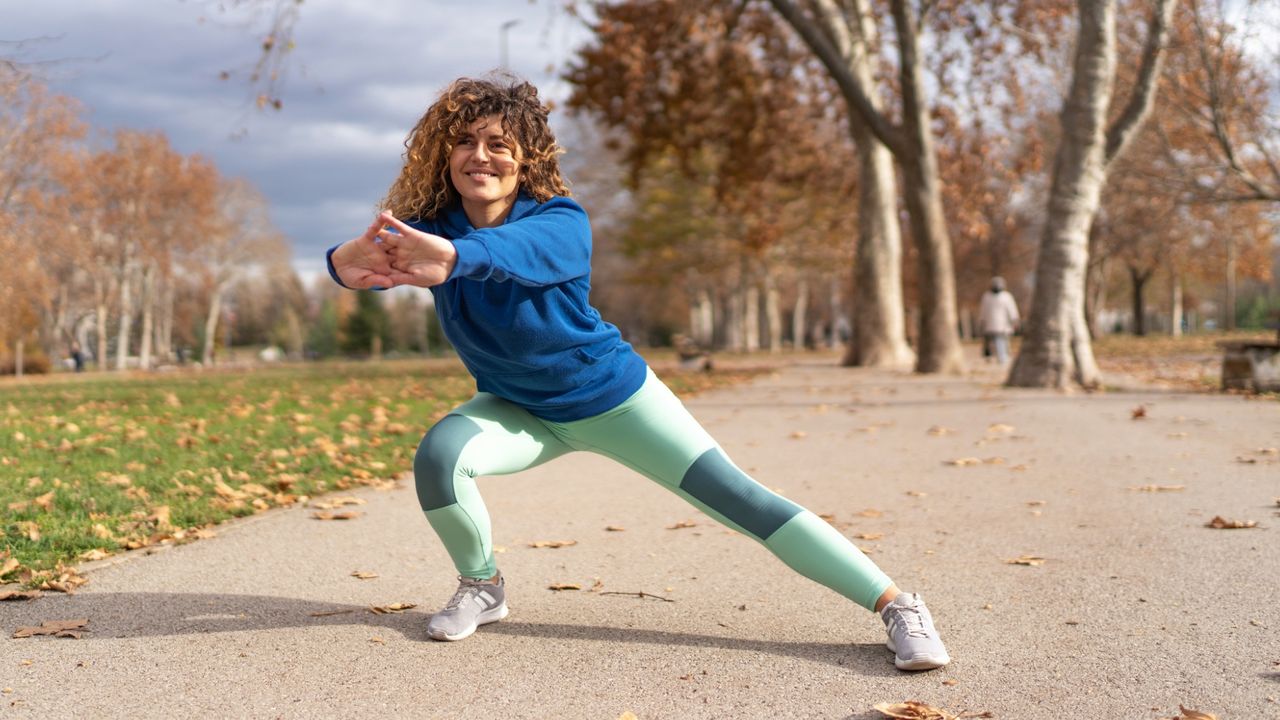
[378,212,417,236]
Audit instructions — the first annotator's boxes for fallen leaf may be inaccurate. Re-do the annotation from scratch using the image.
[605,525,626,532]
[368,603,416,614]
[945,457,982,467]
[1205,516,1258,529]
[1026,500,1047,506]
[312,496,367,509]
[617,712,639,720]
[789,430,807,439]
[666,520,697,530]
[1132,405,1147,419]
[1006,555,1047,566]
[857,508,883,518]
[987,423,1015,434]
[1129,484,1186,492]
[312,511,362,521]
[0,590,41,601]
[854,532,885,541]
[369,636,385,645]
[927,426,955,436]
[351,571,379,580]
[79,549,111,562]
[942,679,958,686]
[872,700,959,720]
[1176,706,1218,720]
[33,491,55,511]
[528,540,578,549]
[906,490,927,497]
[548,583,581,591]
[12,619,88,639]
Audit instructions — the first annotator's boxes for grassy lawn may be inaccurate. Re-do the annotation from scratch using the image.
[0,357,770,589]
[1091,330,1276,392]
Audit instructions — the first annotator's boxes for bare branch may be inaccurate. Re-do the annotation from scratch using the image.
[1104,0,1178,165]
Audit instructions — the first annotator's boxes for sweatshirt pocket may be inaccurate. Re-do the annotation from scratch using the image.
[574,344,617,365]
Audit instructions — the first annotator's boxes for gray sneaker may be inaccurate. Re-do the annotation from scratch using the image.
[881,592,951,670]
[426,574,509,641]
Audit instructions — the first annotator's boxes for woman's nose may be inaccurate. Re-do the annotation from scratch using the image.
[473,143,489,161]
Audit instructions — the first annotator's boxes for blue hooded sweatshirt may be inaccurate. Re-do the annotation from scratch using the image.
[326,192,647,422]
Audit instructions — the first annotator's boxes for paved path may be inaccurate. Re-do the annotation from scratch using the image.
[3,358,1278,719]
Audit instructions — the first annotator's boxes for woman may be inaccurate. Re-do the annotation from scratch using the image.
[326,76,950,671]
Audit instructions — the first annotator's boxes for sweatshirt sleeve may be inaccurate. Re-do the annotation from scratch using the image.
[448,197,591,287]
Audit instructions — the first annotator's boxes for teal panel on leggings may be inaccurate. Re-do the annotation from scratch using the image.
[764,510,893,611]
[414,414,483,511]
[679,448,802,541]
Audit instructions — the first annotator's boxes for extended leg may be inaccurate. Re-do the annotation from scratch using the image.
[550,370,893,611]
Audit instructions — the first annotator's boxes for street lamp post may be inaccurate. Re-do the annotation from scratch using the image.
[499,19,520,69]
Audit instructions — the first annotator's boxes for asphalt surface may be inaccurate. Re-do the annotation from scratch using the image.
[3,356,1278,719]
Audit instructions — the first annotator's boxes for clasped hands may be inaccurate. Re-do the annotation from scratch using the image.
[331,211,458,290]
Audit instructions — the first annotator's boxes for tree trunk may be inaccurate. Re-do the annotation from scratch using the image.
[1170,270,1183,337]
[828,276,842,349]
[1225,234,1237,330]
[203,291,222,366]
[1008,0,1115,389]
[726,286,744,352]
[138,264,156,370]
[847,129,915,368]
[764,271,782,354]
[14,339,23,378]
[95,298,108,371]
[792,278,809,350]
[693,289,714,348]
[1129,265,1152,336]
[115,258,135,371]
[744,281,761,353]
[889,0,965,374]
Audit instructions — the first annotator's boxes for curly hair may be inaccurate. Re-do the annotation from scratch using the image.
[382,75,570,221]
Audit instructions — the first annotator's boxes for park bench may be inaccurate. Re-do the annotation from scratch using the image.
[1218,318,1280,392]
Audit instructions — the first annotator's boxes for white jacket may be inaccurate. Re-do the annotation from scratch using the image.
[978,290,1020,335]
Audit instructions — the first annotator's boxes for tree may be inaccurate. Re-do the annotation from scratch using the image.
[1008,0,1178,389]
[565,0,908,363]
[342,291,390,357]
[768,0,964,372]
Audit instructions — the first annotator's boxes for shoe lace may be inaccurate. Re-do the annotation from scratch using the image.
[444,577,485,611]
[889,603,928,639]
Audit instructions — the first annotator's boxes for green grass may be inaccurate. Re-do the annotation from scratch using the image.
[0,358,769,586]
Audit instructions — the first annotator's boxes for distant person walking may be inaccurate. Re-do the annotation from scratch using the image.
[978,276,1020,364]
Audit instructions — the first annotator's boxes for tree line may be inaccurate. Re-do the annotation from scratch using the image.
[562,0,1278,387]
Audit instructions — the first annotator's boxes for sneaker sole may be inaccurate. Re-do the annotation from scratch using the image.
[427,603,509,642]
[886,637,951,671]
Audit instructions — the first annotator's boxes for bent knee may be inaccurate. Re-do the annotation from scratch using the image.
[679,448,802,541]
[413,415,483,511]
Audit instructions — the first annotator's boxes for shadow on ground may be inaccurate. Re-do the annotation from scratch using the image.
[6,592,897,676]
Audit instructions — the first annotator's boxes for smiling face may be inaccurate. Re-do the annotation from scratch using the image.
[448,114,522,227]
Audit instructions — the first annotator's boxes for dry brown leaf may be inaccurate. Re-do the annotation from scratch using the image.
[906,490,927,497]
[1176,706,1218,720]
[1129,485,1186,492]
[79,549,111,562]
[605,525,626,532]
[1205,516,1258,529]
[1132,405,1147,419]
[854,532,885,540]
[12,618,88,639]
[529,540,578,549]
[927,426,955,436]
[368,602,416,614]
[617,712,639,720]
[789,430,807,439]
[0,590,41,601]
[857,508,884,518]
[987,423,1015,434]
[312,511,362,521]
[33,491,55,511]
[1,557,20,577]
[872,700,958,720]
[1026,500,1047,506]
[945,457,982,467]
[351,571,379,580]
[666,520,697,530]
[312,496,367,509]
[942,679,958,686]
[548,583,581,591]
[1006,555,1047,566]
[369,636,385,645]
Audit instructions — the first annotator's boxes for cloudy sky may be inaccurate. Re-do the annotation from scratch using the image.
[7,0,593,281]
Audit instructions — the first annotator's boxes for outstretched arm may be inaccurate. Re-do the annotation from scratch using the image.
[377,212,458,288]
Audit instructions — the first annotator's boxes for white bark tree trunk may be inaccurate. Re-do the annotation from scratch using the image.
[115,256,135,371]
[138,263,155,370]
[764,271,782,354]
[1009,0,1177,388]
[744,282,761,353]
[202,289,223,366]
[792,278,809,350]
[1170,270,1183,337]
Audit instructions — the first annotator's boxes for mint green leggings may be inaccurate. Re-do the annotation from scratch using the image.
[413,368,893,611]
